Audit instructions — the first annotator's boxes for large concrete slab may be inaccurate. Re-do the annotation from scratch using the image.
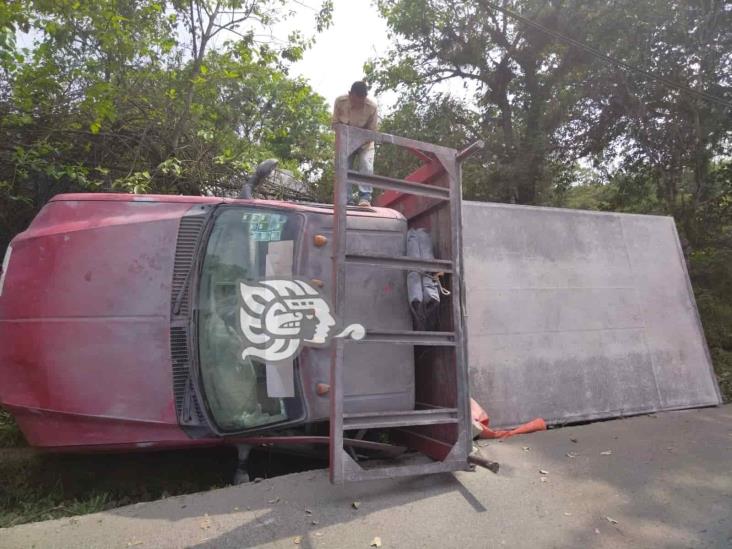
[2,405,730,548]
[462,202,721,428]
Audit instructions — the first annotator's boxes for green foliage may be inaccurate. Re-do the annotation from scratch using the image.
[0,408,25,448]
[374,1,731,399]
[0,0,334,250]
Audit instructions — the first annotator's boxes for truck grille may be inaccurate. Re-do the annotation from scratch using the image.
[171,215,206,315]
[170,211,208,428]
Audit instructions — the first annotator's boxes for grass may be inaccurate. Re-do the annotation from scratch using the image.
[0,410,239,528]
[0,444,238,529]
[0,408,326,529]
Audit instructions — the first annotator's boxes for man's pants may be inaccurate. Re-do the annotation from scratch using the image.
[348,146,374,203]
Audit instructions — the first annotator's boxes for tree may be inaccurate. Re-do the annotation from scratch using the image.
[0,0,334,250]
[369,0,615,204]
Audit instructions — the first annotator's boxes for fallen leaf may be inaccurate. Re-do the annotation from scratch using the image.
[294,536,302,545]
[305,509,313,515]
[352,501,361,509]
[371,537,382,547]
[268,498,281,504]
[566,452,577,458]
[606,516,619,524]
[600,450,613,456]
[570,438,578,443]
[539,469,549,475]
[522,446,530,451]
[311,520,319,526]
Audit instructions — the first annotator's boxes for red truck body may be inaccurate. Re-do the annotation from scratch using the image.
[0,193,411,451]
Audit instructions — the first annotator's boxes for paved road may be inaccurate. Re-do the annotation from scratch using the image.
[2,405,731,548]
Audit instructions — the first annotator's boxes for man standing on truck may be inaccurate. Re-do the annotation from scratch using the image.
[332,81,378,207]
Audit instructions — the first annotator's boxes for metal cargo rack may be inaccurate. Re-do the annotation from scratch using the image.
[329,124,480,483]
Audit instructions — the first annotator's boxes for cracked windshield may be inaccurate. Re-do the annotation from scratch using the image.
[198,207,301,431]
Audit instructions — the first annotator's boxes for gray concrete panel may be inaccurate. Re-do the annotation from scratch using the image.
[463,202,721,428]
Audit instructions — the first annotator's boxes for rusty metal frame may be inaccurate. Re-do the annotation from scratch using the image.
[329,124,475,483]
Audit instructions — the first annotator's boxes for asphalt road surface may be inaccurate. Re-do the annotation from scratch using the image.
[2,405,730,548]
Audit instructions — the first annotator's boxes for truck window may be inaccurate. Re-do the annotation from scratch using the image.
[197,207,301,431]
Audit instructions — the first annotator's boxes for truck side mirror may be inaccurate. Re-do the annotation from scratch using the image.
[239,159,279,199]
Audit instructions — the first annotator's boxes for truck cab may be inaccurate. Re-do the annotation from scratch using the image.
[0,193,414,450]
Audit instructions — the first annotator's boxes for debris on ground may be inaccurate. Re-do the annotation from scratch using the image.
[566,452,577,458]
[294,535,302,544]
[352,501,361,510]
[606,516,619,524]
[370,536,382,547]
[600,450,613,456]
[471,398,546,439]
[539,469,548,475]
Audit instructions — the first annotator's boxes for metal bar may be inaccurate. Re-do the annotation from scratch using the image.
[359,330,456,346]
[456,140,485,162]
[449,144,474,462]
[337,124,456,156]
[227,435,407,457]
[405,147,434,163]
[345,253,453,273]
[329,125,349,484]
[468,452,500,473]
[343,408,459,430]
[347,171,450,200]
[341,452,471,481]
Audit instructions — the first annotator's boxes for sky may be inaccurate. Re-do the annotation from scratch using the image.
[272,0,398,111]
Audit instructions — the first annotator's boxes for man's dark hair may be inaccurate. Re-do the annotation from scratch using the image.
[350,81,369,97]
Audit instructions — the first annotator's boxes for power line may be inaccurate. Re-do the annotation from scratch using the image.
[481,0,732,109]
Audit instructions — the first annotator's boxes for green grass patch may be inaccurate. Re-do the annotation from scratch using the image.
[0,408,26,449]
[0,445,237,528]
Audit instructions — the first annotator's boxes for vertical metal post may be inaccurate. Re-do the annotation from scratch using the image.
[329,124,349,483]
[450,154,472,458]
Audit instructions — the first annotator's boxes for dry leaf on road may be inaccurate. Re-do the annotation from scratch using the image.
[371,536,382,547]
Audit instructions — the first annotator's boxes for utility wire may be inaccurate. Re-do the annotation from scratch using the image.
[481,0,732,109]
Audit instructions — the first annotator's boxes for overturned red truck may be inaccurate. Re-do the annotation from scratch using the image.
[0,126,721,482]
